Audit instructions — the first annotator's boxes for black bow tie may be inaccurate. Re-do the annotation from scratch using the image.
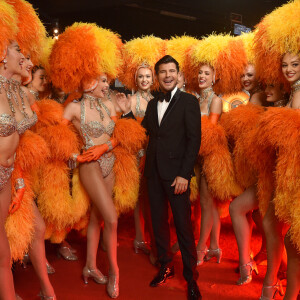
[158,91,172,102]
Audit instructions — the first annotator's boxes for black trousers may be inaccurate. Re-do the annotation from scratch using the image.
[147,163,198,283]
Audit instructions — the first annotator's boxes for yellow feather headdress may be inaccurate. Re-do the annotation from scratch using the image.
[254,0,300,85]
[118,35,166,91]
[184,33,247,94]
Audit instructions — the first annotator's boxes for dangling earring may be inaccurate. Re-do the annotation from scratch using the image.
[3,59,7,69]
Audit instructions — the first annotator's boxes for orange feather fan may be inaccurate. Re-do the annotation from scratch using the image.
[199,116,242,201]
[113,118,147,154]
[6,168,34,263]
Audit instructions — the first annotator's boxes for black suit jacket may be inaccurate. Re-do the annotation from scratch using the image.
[141,89,201,181]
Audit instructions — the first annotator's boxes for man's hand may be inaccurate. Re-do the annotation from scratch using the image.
[115,93,132,114]
[171,176,188,194]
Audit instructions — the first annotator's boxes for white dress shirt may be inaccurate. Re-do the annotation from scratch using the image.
[157,86,178,125]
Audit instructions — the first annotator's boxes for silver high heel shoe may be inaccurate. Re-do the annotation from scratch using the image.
[205,248,222,264]
[237,259,259,285]
[46,262,55,274]
[196,247,208,266]
[259,281,284,300]
[57,246,78,261]
[107,273,119,298]
[82,266,108,284]
[38,292,57,300]
[22,253,30,268]
[133,239,150,255]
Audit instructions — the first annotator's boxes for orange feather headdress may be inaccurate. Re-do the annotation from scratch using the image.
[118,35,166,91]
[6,0,47,65]
[183,34,247,95]
[49,22,123,93]
[0,1,18,62]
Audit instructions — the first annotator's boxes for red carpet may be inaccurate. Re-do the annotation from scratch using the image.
[13,214,285,300]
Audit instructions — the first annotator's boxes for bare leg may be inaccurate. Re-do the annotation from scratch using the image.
[229,185,258,265]
[283,234,300,300]
[79,162,118,275]
[252,209,267,264]
[262,202,285,291]
[85,205,102,269]
[0,181,16,300]
[197,176,214,251]
[210,200,221,249]
[29,202,55,297]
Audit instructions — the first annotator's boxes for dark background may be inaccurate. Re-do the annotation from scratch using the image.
[31,0,288,41]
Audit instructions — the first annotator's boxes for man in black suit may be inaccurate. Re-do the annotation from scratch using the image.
[120,55,201,300]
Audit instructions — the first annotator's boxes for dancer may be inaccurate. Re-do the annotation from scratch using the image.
[218,32,268,286]
[50,22,145,299]
[253,2,300,298]
[1,1,56,299]
[184,34,245,266]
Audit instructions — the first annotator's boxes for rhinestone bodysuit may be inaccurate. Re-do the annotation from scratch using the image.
[80,99,115,177]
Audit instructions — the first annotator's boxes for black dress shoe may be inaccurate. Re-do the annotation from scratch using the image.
[188,280,202,300]
[149,266,174,287]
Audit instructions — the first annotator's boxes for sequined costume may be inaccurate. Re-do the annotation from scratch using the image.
[80,99,116,178]
[0,165,14,191]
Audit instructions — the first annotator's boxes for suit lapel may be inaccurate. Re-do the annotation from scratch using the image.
[153,98,159,129]
[160,89,181,126]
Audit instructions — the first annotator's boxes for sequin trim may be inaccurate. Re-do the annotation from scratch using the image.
[0,164,14,191]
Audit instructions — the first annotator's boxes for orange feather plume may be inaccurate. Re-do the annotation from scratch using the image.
[6,0,46,65]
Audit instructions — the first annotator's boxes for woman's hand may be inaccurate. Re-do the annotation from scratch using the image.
[116,93,132,114]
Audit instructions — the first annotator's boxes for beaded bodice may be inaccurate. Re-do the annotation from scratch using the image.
[0,113,17,137]
[80,99,115,149]
[135,90,152,118]
[17,111,37,135]
[199,88,215,117]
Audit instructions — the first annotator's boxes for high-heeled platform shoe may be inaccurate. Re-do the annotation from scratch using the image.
[204,248,222,264]
[196,247,208,266]
[38,292,57,300]
[133,239,150,255]
[57,246,78,261]
[82,266,108,284]
[259,281,284,300]
[46,262,55,275]
[107,273,119,298]
[22,253,31,268]
[237,259,259,285]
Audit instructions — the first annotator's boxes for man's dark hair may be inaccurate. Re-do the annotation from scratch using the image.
[155,55,180,74]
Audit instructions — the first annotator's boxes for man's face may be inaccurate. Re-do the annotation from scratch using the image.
[157,62,178,92]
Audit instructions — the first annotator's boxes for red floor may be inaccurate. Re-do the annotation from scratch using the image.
[13,214,285,300]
